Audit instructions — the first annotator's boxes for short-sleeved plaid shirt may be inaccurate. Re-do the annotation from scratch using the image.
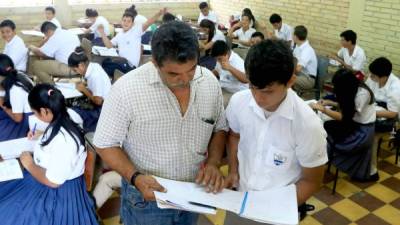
[93,62,228,182]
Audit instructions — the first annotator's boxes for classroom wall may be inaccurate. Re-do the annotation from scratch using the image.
[210,0,400,74]
[0,1,199,48]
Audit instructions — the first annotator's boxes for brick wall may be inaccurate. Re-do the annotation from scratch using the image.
[210,0,400,74]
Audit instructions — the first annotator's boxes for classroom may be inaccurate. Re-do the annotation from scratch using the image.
[0,0,399,225]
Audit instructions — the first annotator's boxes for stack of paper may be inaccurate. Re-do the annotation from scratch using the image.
[55,82,83,99]
[92,46,119,57]
[154,177,299,225]
[0,159,23,182]
[21,30,45,37]
[0,138,35,160]
[68,27,86,36]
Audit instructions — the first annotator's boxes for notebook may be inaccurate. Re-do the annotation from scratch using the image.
[154,177,299,225]
[55,82,83,99]
[21,30,45,37]
[0,138,35,160]
[92,46,119,57]
[0,159,23,182]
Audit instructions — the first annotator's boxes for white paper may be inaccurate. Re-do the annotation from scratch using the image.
[0,138,35,160]
[242,185,299,225]
[55,83,83,99]
[305,99,318,105]
[143,44,152,51]
[329,59,341,66]
[21,30,45,37]
[68,28,85,35]
[92,46,119,57]
[0,159,23,182]
[0,90,5,97]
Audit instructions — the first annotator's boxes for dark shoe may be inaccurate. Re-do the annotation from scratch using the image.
[352,173,379,182]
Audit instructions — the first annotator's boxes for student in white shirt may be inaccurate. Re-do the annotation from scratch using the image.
[0,84,98,225]
[68,47,111,132]
[29,22,80,84]
[250,31,264,46]
[197,2,218,24]
[0,20,28,72]
[99,9,165,76]
[224,40,327,223]
[311,68,377,181]
[211,40,248,107]
[292,25,318,95]
[84,8,110,46]
[269,13,293,45]
[125,5,148,25]
[45,6,62,28]
[228,14,256,48]
[0,54,33,141]
[198,18,226,70]
[332,30,367,78]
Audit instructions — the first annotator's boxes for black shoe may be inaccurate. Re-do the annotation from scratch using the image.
[352,173,379,182]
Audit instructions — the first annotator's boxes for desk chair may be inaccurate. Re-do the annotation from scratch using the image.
[298,55,329,100]
[84,132,97,191]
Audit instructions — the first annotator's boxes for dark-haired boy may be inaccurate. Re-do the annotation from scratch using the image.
[225,40,327,218]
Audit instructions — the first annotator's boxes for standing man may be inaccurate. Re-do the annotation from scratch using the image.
[224,40,327,224]
[93,21,227,225]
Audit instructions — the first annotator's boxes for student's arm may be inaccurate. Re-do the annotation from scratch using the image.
[76,82,103,106]
[212,69,220,78]
[238,39,251,47]
[376,110,398,119]
[0,98,23,122]
[221,61,248,83]
[20,152,60,188]
[224,129,240,188]
[28,45,47,58]
[296,165,325,204]
[310,102,342,120]
[228,23,241,39]
[142,8,166,32]
[200,40,215,51]
[98,26,113,49]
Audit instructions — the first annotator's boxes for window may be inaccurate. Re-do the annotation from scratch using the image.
[69,0,200,4]
[0,0,53,7]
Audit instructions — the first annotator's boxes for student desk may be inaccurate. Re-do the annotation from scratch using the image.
[76,18,93,29]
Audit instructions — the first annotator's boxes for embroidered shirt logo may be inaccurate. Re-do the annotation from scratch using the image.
[273,153,287,166]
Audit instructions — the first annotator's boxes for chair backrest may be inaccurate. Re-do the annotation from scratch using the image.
[84,132,97,191]
[315,55,329,99]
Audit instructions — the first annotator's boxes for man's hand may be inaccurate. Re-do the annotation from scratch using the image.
[195,163,225,193]
[135,175,166,201]
[224,172,239,189]
[76,82,87,93]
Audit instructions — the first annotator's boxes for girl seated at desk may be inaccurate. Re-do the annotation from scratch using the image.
[0,84,98,225]
[0,54,33,141]
[310,68,377,181]
[68,47,111,133]
[198,18,226,70]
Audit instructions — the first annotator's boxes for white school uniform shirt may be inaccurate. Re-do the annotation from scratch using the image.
[89,16,110,38]
[198,10,218,24]
[211,29,226,43]
[233,27,256,48]
[274,23,293,41]
[353,87,376,124]
[134,14,148,25]
[215,51,247,93]
[85,62,111,99]
[226,89,328,191]
[49,17,62,28]
[33,127,87,185]
[293,40,318,77]
[40,29,80,65]
[111,24,143,68]
[10,84,31,114]
[337,45,367,72]
[3,35,28,71]
[366,74,400,116]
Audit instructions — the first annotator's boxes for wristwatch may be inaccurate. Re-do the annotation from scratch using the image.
[130,171,143,187]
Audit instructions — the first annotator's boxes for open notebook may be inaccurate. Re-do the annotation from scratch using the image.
[92,46,119,57]
[0,138,35,160]
[0,159,23,182]
[55,82,83,99]
[154,177,299,225]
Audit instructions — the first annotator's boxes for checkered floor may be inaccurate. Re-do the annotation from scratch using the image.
[100,141,400,225]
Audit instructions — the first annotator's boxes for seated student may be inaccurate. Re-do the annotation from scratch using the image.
[162,12,177,23]
[331,30,367,79]
[0,84,98,225]
[197,2,218,24]
[99,9,165,77]
[126,5,148,25]
[0,54,33,141]
[198,19,226,70]
[211,40,248,107]
[366,57,400,177]
[35,6,62,30]
[242,8,268,35]
[29,22,80,84]
[224,40,327,223]
[311,69,377,181]
[292,25,318,95]
[250,31,264,46]
[269,13,293,46]
[228,14,256,48]
[68,47,111,133]
[0,20,28,72]
[84,8,110,46]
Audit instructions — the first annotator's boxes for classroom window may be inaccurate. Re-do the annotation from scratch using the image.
[0,0,53,7]
[68,0,200,4]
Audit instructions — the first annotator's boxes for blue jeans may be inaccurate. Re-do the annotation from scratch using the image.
[121,180,199,225]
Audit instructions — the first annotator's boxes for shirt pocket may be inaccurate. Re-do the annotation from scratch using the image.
[188,116,215,157]
[264,146,294,172]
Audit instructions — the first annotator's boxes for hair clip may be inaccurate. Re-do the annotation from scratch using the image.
[48,89,53,96]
